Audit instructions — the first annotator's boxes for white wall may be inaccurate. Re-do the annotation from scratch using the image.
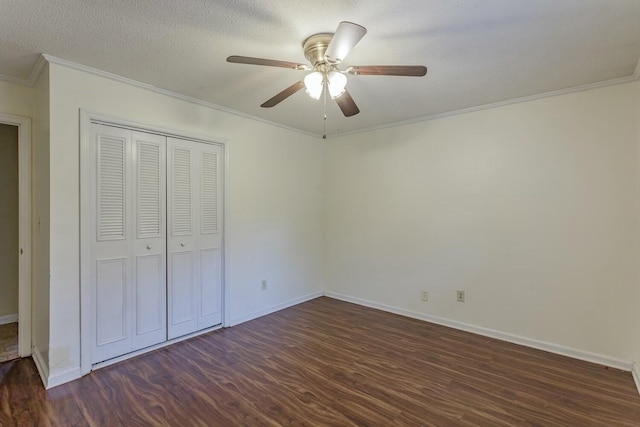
[45,63,324,377]
[326,82,639,363]
[0,80,33,117]
[0,123,18,319]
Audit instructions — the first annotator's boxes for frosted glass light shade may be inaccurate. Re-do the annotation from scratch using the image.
[327,71,347,99]
[304,71,324,100]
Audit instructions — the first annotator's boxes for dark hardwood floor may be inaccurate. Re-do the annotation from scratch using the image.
[1,297,639,426]
[0,322,18,363]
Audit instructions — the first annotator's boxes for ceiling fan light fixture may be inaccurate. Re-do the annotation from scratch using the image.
[327,71,347,99]
[304,71,324,100]
[228,21,427,119]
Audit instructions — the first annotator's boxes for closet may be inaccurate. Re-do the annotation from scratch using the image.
[87,123,223,364]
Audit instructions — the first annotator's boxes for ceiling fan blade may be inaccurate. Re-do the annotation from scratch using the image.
[227,55,310,70]
[347,65,427,77]
[324,21,367,64]
[335,89,360,117]
[261,81,305,108]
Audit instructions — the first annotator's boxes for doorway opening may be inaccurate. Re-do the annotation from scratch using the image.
[0,123,19,362]
[0,114,32,362]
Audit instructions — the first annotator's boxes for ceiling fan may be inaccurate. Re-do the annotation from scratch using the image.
[227,21,427,119]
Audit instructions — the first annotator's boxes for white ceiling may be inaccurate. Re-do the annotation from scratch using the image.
[1,0,639,137]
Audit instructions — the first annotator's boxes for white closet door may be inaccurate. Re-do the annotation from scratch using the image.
[131,131,167,350]
[197,143,223,330]
[167,138,223,339]
[90,125,168,363]
[90,124,133,363]
[88,123,224,362]
[167,138,198,338]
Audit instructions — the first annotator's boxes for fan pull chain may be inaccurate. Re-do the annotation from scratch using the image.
[322,77,327,139]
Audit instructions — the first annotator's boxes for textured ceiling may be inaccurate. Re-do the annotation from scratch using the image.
[1,0,639,137]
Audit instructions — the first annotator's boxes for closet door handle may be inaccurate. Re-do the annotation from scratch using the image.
[180,242,186,247]
[146,245,152,250]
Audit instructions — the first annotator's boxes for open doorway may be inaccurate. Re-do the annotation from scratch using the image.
[0,123,18,362]
[0,114,31,362]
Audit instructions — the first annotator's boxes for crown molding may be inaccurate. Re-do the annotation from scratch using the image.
[0,73,31,87]
[27,55,48,86]
[331,74,640,139]
[40,54,321,139]
[2,53,639,140]
[0,55,48,87]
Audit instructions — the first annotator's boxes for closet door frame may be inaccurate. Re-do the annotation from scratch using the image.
[80,110,229,376]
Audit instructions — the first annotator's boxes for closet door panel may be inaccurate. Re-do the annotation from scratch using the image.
[95,257,130,357]
[133,253,165,349]
[199,248,221,328]
[96,132,128,242]
[131,131,167,350]
[167,138,198,339]
[168,251,197,338]
[198,145,223,329]
[90,124,133,363]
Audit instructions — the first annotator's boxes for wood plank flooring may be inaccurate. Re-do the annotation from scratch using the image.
[0,322,18,363]
[1,297,639,426]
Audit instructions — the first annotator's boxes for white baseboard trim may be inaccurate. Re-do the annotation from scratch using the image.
[47,366,82,389]
[31,345,83,389]
[0,313,18,325]
[31,346,49,388]
[229,291,323,327]
[324,291,632,372]
[632,363,640,396]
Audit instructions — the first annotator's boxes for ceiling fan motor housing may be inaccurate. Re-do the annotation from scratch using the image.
[302,33,334,67]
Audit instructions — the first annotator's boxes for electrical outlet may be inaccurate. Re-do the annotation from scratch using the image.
[421,291,429,301]
[456,290,465,302]
[261,280,268,291]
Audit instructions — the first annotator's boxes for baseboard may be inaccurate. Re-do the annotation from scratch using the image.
[0,313,18,325]
[324,291,632,372]
[229,291,323,326]
[632,362,640,396]
[46,366,82,389]
[31,346,83,389]
[31,346,49,388]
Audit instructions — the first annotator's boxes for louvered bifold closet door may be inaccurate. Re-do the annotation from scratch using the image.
[89,124,168,364]
[197,143,223,330]
[90,124,134,363]
[131,131,167,351]
[167,138,198,339]
[167,138,223,339]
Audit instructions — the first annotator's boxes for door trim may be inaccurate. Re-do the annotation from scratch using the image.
[79,109,229,376]
[0,113,32,358]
